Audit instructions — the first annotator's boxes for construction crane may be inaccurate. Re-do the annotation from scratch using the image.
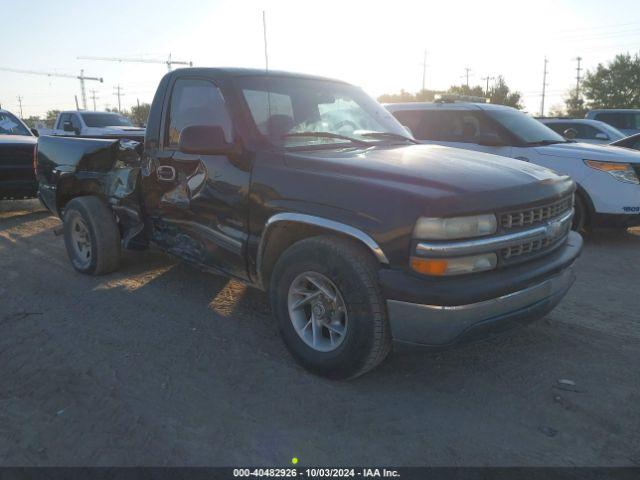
[77,53,192,72]
[0,67,103,110]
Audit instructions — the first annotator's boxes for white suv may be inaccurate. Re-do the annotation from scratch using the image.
[539,118,625,145]
[385,102,640,230]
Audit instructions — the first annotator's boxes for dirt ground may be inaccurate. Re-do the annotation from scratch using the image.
[0,199,638,467]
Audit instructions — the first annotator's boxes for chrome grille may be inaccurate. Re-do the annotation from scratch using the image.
[500,220,571,260]
[500,195,573,230]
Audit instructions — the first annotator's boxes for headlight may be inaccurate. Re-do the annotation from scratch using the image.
[410,253,497,276]
[584,160,639,184]
[413,214,497,240]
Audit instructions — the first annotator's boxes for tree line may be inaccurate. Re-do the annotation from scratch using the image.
[379,51,640,118]
[379,75,523,109]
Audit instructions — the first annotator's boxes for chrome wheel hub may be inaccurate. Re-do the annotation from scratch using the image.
[70,216,92,267]
[287,272,348,352]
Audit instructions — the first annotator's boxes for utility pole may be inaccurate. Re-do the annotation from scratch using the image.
[74,95,80,110]
[481,76,495,97]
[113,85,124,112]
[17,96,23,118]
[421,50,428,91]
[462,67,471,87]
[575,56,583,97]
[540,57,548,117]
[89,90,99,111]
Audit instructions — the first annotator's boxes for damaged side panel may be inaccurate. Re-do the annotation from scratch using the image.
[36,136,148,249]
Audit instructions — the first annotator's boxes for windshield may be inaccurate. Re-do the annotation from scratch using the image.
[0,111,31,136]
[237,75,410,148]
[596,122,625,141]
[485,109,566,145]
[81,113,133,128]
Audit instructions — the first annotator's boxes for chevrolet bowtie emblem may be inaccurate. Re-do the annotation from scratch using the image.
[547,219,563,238]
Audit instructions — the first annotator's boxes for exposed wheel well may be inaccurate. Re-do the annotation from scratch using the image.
[574,185,595,226]
[259,221,382,290]
[57,186,107,216]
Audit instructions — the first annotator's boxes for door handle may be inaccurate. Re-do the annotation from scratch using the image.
[157,165,176,182]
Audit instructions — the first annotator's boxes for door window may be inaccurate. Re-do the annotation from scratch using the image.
[401,110,501,143]
[71,114,82,131]
[595,113,636,130]
[57,113,70,129]
[243,89,294,136]
[165,78,233,148]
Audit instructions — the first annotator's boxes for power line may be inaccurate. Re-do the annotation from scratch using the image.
[0,67,103,110]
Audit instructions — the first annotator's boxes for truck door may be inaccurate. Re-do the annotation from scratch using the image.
[141,76,251,280]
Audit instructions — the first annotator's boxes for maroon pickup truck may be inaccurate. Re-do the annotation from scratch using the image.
[35,68,582,378]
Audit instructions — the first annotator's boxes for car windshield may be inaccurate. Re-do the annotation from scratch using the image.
[0,111,31,136]
[596,122,625,141]
[485,109,566,145]
[237,75,410,148]
[81,113,133,128]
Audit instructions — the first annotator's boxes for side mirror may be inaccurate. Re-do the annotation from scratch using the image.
[562,128,577,140]
[478,132,504,147]
[62,121,75,133]
[30,128,39,137]
[178,125,236,155]
[595,132,609,141]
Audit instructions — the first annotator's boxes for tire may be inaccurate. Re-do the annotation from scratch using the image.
[63,196,121,275]
[572,193,589,234]
[269,235,392,379]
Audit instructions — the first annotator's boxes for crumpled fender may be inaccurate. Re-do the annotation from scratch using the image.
[106,140,148,249]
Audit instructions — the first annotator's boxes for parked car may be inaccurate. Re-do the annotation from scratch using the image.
[585,109,640,136]
[0,108,38,199]
[539,118,625,144]
[386,102,640,231]
[36,68,582,379]
[49,110,145,140]
[610,132,640,151]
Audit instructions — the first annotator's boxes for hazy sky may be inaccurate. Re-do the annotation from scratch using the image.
[2,0,640,118]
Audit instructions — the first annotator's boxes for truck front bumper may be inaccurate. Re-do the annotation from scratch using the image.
[381,231,582,346]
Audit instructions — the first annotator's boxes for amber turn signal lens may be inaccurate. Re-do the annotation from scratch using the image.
[410,257,448,276]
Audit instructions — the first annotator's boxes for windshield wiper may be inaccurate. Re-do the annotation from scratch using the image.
[281,131,371,147]
[526,139,571,146]
[359,132,419,144]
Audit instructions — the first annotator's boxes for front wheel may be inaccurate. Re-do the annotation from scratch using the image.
[572,193,589,234]
[63,196,121,275]
[269,236,391,379]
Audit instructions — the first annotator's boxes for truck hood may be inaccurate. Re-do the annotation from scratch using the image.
[284,144,573,216]
[534,142,640,163]
[0,134,37,145]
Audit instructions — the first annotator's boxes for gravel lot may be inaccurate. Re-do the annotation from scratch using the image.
[1,199,639,467]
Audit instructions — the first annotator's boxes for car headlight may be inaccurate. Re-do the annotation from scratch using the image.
[584,160,639,184]
[410,253,497,276]
[413,214,497,240]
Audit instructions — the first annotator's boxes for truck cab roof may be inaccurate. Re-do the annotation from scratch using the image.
[384,101,516,112]
[168,67,350,85]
